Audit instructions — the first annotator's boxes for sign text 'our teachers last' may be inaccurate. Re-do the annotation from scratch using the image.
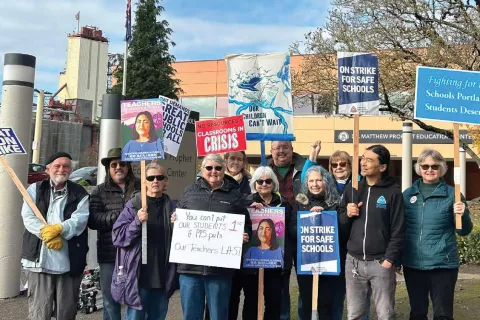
[195,115,247,156]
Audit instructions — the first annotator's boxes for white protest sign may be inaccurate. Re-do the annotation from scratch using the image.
[169,209,245,269]
[161,96,191,157]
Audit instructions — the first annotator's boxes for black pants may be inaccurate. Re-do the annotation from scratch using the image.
[403,267,459,320]
[297,274,338,320]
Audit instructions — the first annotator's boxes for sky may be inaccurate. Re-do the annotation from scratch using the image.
[0,0,329,98]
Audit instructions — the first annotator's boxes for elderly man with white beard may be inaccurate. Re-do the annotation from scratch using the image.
[20,152,90,320]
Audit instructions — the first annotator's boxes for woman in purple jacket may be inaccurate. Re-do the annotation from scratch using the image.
[111,163,176,320]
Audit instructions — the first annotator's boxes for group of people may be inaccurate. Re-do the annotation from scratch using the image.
[20,140,473,320]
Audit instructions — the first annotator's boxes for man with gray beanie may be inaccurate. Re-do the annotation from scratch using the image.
[21,152,90,320]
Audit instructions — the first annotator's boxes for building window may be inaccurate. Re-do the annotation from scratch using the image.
[293,93,337,116]
[216,96,229,117]
[180,97,216,118]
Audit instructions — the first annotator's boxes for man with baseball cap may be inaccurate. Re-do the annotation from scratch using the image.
[88,148,140,320]
[21,152,90,320]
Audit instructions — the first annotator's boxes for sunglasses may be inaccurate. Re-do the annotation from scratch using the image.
[204,166,223,171]
[256,179,273,185]
[146,175,165,182]
[331,162,347,169]
[420,164,440,170]
[110,161,127,169]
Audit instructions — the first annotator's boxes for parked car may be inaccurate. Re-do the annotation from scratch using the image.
[69,166,98,186]
[28,163,48,184]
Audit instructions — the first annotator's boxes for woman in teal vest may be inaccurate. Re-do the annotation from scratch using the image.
[402,148,473,320]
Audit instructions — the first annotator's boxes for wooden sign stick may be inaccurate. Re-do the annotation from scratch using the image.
[453,124,462,230]
[257,268,265,320]
[311,274,319,320]
[141,160,148,264]
[0,156,47,225]
[352,114,360,191]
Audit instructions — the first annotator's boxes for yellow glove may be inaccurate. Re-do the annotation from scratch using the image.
[45,235,63,250]
[40,223,63,243]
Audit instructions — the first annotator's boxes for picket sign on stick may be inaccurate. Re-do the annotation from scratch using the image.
[141,161,147,264]
[257,268,264,320]
[453,124,462,229]
[0,156,47,225]
[352,114,360,192]
[311,274,319,320]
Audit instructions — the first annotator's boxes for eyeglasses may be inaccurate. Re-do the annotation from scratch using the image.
[256,179,273,185]
[146,175,165,182]
[272,146,290,152]
[110,161,127,169]
[331,162,347,169]
[420,164,440,170]
[204,165,223,171]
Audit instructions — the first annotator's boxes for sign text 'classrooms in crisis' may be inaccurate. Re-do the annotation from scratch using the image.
[0,128,26,156]
[415,67,480,125]
[195,115,247,156]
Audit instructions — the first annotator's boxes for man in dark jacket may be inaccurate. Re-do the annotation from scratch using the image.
[267,140,305,320]
[88,148,140,320]
[340,145,405,320]
[21,152,89,320]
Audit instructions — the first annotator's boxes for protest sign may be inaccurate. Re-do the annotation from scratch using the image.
[297,211,340,275]
[337,52,379,115]
[120,98,165,161]
[195,115,247,157]
[160,96,191,157]
[169,209,245,269]
[226,53,294,141]
[0,127,26,156]
[415,66,480,125]
[243,207,285,269]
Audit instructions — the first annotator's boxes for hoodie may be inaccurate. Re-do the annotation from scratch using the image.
[339,176,405,263]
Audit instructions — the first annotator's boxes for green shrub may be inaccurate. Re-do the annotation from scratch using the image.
[458,226,480,265]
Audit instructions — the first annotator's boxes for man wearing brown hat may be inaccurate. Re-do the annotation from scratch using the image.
[21,152,90,320]
[88,148,140,320]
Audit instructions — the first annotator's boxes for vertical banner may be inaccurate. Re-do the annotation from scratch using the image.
[195,115,247,157]
[297,211,340,275]
[243,207,285,269]
[120,98,165,161]
[337,52,380,115]
[226,53,294,141]
[160,96,191,157]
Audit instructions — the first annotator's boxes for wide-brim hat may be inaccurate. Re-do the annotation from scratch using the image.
[101,148,123,166]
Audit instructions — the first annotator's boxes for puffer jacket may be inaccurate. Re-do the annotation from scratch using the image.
[402,178,473,270]
[88,178,140,263]
[176,175,253,276]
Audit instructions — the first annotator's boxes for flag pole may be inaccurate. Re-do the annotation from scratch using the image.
[122,40,128,96]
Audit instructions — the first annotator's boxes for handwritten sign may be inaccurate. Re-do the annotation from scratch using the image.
[195,115,247,156]
[297,211,340,275]
[0,128,26,156]
[161,96,190,157]
[169,209,245,269]
[243,207,285,269]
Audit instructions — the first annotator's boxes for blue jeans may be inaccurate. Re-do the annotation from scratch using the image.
[179,274,232,320]
[125,287,169,320]
[99,262,121,320]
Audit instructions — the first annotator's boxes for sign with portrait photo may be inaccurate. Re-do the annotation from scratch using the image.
[121,98,165,161]
[243,207,285,269]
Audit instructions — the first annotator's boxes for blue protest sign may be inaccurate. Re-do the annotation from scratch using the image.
[0,127,26,156]
[337,52,379,115]
[297,211,340,275]
[415,66,480,125]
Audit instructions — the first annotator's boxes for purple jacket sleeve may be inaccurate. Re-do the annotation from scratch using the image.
[112,200,142,248]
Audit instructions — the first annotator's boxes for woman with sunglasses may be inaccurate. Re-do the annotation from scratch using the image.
[295,165,345,320]
[239,166,296,320]
[402,149,472,320]
[112,163,176,320]
[172,154,252,320]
